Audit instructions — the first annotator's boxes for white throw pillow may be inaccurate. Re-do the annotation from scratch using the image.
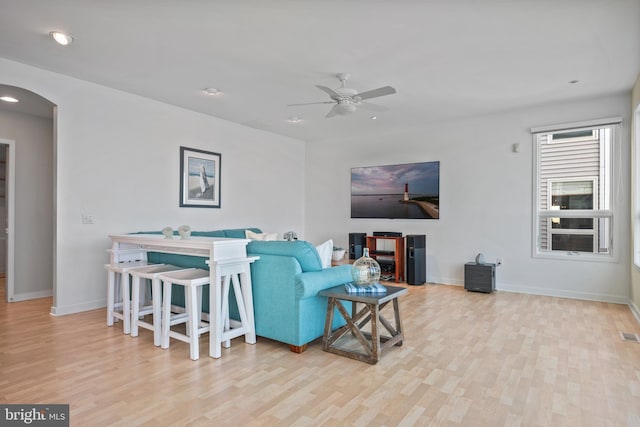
[315,239,333,269]
[245,230,278,241]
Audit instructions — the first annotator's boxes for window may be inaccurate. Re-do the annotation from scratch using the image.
[532,118,620,260]
[548,178,598,252]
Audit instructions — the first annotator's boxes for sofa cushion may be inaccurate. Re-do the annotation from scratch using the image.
[190,230,226,237]
[247,240,323,272]
[245,230,278,241]
[315,239,333,269]
[225,228,262,238]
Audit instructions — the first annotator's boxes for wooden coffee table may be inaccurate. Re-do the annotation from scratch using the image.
[319,284,408,364]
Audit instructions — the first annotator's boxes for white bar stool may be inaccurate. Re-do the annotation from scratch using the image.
[105,260,155,334]
[208,256,259,358]
[158,269,211,360]
[130,264,194,346]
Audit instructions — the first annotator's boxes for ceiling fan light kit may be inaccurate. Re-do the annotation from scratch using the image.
[288,73,395,118]
[334,103,357,115]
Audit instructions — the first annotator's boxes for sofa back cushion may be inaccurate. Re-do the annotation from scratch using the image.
[224,228,262,238]
[190,230,226,237]
[143,227,261,267]
[247,240,323,272]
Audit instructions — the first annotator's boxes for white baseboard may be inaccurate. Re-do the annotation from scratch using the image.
[9,289,53,302]
[50,299,105,316]
[497,282,628,304]
[629,300,640,324]
[50,301,188,317]
[429,277,629,305]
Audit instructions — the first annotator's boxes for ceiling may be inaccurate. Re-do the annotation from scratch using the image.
[0,0,638,143]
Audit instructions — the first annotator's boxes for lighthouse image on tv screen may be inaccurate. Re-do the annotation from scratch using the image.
[351,161,440,219]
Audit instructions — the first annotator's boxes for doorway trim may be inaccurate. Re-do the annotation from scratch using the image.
[0,138,15,302]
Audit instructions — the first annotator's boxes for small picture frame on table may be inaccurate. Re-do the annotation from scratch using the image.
[179,146,221,208]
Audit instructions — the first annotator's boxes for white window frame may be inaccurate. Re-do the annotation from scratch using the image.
[634,105,640,269]
[532,118,621,262]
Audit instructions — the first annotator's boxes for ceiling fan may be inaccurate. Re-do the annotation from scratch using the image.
[288,73,396,118]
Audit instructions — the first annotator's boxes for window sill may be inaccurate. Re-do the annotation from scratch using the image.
[533,251,618,263]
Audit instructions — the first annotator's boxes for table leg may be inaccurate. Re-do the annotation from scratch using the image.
[371,303,380,363]
[221,274,231,348]
[209,264,223,359]
[239,266,256,344]
[325,300,377,362]
[393,298,404,347]
[322,297,336,351]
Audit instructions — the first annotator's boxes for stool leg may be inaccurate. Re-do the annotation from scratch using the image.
[130,275,141,337]
[197,285,204,329]
[107,270,116,326]
[186,285,200,360]
[121,272,131,334]
[152,278,162,347]
[161,280,172,349]
[143,279,153,306]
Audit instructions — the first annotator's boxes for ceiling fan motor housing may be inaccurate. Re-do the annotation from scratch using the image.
[335,87,358,97]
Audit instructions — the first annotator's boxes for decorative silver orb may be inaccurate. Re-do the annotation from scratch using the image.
[351,248,381,286]
[283,231,297,241]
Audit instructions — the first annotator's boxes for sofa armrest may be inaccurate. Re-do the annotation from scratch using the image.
[295,265,353,299]
[248,252,302,294]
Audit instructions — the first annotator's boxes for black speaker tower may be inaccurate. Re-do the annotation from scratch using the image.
[406,234,426,285]
[349,233,367,260]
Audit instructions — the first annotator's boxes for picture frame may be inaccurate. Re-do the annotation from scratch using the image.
[179,146,221,208]
[351,161,439,219]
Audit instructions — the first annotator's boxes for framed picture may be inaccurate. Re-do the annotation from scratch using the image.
[179,146,221,208]
[351,161,439,219]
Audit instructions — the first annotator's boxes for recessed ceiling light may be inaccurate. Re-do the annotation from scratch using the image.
[569,80,579,84]
[50,31,74,46]
[370,116,377,120]
[204,88,220,96]
[0,96,19,103]
[287,117,302,123]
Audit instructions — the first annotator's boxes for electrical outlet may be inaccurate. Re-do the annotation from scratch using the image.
[496,258,503,266]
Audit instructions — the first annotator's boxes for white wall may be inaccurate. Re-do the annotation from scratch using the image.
[306,93,631,303]
[0,57,306,315]
[0,109,54,300]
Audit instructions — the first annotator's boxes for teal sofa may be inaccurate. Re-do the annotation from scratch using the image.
[144,228,353,352]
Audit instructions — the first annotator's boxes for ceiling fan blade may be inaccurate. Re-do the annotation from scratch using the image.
[315,85,342,100]
[325,104,340,118]
[288,101,335,106]
[355,86,396,100]
[358,101,388,112]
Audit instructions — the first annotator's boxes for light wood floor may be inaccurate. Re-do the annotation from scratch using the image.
[1,281,640,426]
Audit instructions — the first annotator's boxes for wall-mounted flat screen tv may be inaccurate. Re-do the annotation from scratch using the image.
[351,161,440,219]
